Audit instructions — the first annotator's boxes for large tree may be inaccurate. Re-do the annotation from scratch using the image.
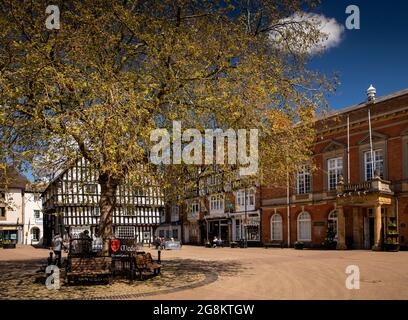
[0,0,332,252]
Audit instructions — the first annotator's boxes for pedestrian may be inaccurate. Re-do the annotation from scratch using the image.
[51,232,64,267]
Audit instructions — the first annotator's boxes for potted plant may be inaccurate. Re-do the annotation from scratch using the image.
[384,239,399,252]
[294,241,304,250]
[2,240,16,249]
[230,241,237,248]
[322,226,337,250]
[205,240,212,248]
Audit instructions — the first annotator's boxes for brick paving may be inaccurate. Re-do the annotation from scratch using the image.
[1,245,408,299]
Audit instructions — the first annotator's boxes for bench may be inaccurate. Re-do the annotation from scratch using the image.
[264,242,284,248]
[133,253,161,280]
[66,257,112,284]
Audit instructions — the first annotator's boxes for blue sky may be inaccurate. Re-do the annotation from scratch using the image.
[308,0,408,109]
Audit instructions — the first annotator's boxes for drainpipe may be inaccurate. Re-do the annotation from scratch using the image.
[287,171,290,248]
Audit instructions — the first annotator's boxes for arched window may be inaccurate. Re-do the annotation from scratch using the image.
[270,214,283,241]
[31,227,40,242]
[328,210,338,239]
[297,212,311,241]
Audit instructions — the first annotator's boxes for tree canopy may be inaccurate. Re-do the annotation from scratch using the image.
[0,0,333,243]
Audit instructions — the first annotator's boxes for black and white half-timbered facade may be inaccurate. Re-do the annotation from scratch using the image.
[42,158,165,246]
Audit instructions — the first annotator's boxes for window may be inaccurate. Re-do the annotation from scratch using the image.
[172,229,178,239]
[364,149,384,180]
[115,226,136,239]
[210,194,224,211]
[328,210,338,239]
[92,207,100,216]
[327,157,343,190]
[84,184,97,194]
[31,227,40,241]
[34,210,41,219]
[0,207,5,218]
[297,212,311,241]
[270,214,283,241]
[236,189,255,207]
[159,230,165,238]
[296,165,311,194]
[191,202,199,215]
[171,205,179,222]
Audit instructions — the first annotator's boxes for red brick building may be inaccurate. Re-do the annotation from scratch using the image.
[261,87,408,250]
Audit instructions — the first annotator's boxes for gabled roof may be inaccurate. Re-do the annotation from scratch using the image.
[0,167,29,190]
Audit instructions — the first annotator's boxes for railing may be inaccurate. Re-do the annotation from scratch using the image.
[338,179,392,194]
[342,182,372,192]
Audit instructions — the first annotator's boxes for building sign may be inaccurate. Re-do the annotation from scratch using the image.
[110,239,143,256]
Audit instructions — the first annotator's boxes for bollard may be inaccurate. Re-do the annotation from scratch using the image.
[158,247,161,264]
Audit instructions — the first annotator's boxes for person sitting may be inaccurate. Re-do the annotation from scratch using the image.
[212,236,219,248]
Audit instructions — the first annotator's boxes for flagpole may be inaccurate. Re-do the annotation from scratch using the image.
[368,108,374,179]
[347,115,350,183]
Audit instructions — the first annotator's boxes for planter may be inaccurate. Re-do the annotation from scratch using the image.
[384,243,399,252]
[230,242,237,248]
[205,242,212,248]
[294,242,304,250]
[2,243,16,249]
[322,241,337,250]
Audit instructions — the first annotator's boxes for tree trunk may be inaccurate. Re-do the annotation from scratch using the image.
[98,173,119,255]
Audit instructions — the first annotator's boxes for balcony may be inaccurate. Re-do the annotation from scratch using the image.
[336,171,393,206]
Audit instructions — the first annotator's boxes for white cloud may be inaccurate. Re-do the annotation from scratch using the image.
[270,12,345,55]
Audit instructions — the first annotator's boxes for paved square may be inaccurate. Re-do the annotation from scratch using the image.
[1,246,407,299]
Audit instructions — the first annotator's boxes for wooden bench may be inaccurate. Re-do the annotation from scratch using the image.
[133,253,161,280]
[66,257,113,284]
[264,242,284,248]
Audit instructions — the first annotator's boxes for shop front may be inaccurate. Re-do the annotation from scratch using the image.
[204,217,231,242]
[231,210,261,246]
[0,225,23,245]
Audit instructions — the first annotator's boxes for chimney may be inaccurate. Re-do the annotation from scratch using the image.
[367,84,376,103]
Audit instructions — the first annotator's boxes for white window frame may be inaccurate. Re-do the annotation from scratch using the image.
[296,165,311,195]
[34,210,41,219]
[327,157,343,190]
[297,211,312,241]
[115,226,136,239]
[364,149,384,180]
[270,214,283,241]
[210,194,224,212]
[191,202,199,215]
[236,189,255,210]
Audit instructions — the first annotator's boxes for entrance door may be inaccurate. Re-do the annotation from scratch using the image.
[369,217,375,248]
[220,224,228,241]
